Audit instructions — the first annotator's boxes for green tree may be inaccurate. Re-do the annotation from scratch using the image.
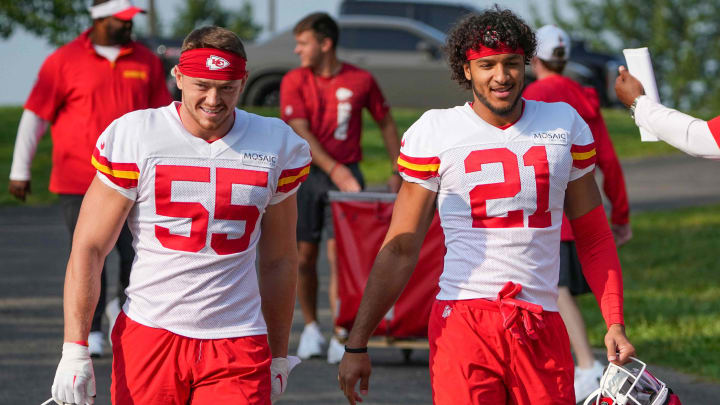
[532,0,720,113]
[172,0,261,41]
[0,0,89,46]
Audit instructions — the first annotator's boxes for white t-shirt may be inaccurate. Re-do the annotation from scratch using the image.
[92,102,311,338]
[397,100,595,310]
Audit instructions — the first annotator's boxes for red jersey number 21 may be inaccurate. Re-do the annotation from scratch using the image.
[154,165,268,254]
[464,146,550,229]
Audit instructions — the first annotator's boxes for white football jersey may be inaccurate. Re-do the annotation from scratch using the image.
[92,102,311,339]
[397,100,596,310]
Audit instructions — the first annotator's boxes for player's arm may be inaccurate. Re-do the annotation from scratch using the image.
[338,181,436,405]
[615,66,720,159]
[8,109,49,201]
[287,118,361,192]
[376,113,402,193]
[64,176,134,341]
[257,193,299,358]
[52,176,133,405]
[564,172,635,364]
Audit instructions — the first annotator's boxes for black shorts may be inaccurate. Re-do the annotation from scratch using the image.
[558,241,591,296]
[297,163,365,243]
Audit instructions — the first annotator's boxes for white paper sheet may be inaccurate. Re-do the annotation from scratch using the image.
[623,47,660,141]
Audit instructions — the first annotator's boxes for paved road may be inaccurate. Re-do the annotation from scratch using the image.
[1,153,719,404]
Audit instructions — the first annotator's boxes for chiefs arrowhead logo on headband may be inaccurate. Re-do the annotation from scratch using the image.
[206,55,231,71]
[178,48,247,80]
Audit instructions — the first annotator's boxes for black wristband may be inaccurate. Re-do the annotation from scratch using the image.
[344,345,368,353]
[391,169,400,176]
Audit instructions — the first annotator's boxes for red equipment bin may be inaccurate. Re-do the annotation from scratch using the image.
[329,191,445,339]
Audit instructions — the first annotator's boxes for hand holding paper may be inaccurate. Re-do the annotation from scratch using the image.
[622,48,660,141]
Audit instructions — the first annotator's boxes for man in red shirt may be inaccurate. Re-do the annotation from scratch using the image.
[8,0,171,356]
[280,12,401,363]
[523,25,632,401]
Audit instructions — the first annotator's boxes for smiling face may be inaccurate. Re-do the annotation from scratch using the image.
[175,70,245,140]
[463,53,525,120]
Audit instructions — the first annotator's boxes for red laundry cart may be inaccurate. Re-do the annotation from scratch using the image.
[329,191,445,353]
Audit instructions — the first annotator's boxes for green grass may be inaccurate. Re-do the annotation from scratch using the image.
[578,204,720,381]
[0,106,56,205]
[0,105,681,201]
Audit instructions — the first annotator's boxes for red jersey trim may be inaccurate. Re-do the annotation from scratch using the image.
[571,143,597,169]
[91,147,139,189]
[277,163,310,193]
[707,115,720,148]
[397,153,440,180]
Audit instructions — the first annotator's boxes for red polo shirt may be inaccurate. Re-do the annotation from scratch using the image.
[24,28,172,194]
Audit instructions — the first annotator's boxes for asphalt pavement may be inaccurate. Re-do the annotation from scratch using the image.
[1,153,719,404]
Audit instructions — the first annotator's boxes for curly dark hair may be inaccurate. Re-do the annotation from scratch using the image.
[444,6,536,90]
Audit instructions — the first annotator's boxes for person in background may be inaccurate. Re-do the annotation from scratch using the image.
[615,66,720,159]
[8,0,172,356]
[280,12,402,363]
[523,24,632,401]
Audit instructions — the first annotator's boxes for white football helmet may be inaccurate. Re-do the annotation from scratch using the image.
[583,357,682,405]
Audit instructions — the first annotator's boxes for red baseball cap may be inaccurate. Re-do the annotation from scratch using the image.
[113,6,145,21]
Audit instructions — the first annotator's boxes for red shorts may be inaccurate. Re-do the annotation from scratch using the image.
[110,312,271,405]
[428,299,574,405]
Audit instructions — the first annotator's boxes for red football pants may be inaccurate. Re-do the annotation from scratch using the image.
[111,312,272,405]
[429,299,575,405]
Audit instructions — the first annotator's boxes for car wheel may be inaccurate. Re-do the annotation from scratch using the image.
[246,75,283,107]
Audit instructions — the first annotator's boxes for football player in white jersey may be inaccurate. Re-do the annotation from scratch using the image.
[338,8,635,405]
[50,26,310,405]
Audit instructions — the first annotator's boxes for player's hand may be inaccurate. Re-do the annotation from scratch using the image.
[51,342,96,405]
[330,164,362,193]
[604,324,635,366]
[614,66,645,108]
[338,352,371,404]
[611,223,633,247]
[387,173,402,193]
[8,179,31,202]
[270,356,301,403]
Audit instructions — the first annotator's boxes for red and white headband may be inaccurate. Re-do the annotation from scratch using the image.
[466,42,525,60]
[178,48,248,81]
[89,0,144,21]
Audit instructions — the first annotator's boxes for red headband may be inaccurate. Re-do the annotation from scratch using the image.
[178,48,247,80]
[466,42,525,61]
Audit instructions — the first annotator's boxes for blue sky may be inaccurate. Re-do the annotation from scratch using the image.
[0,0,556,105]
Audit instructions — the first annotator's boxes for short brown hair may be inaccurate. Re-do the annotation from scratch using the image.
[293,12,339,49]
[181,26,247,59]
[539,58,566,74]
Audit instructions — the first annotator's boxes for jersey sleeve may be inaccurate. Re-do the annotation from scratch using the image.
[91,118,140,201]
[270,126,312,205]
[365,74,390,123]
[397,113,441,192]
[24,53,66,122]
[279,70,309,122]
[569,110,597,181]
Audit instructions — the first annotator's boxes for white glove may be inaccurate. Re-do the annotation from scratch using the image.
[51,342,96,405]
[270,356,301,403]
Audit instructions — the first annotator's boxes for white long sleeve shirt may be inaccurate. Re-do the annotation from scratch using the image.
[9,109,49,181]
[634,95,720,160]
